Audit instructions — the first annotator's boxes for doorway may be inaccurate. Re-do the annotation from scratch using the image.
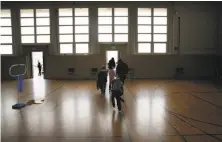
[106,50,119,68]
[31,51,43,77]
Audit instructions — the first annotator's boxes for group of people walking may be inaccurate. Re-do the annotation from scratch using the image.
[97,58,128,112]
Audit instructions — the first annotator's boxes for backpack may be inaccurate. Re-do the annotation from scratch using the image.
[122,62,128,74]
[112,79,123,92]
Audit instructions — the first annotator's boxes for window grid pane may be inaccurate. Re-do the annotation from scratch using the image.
[153,17,167,25]
[153,8,167,16]
[21,27,35,35]
[75,8,88,16]
[99,26,112,33]
[75,34,89,42]
[60,44,73,54]
[138,17,151,24]
[59,26,73,34]
[59,35,73,42]
[75,43,89,54]
[1,9,11,17]
[98,34,112,42]
[114,34,128,42]
[98,17,112,24]
[37,35,50,43]
[138,34,151,42]
[36,9,50,17]
[59,17,73,25]
[0,18,11,26]
[154,43,166,53]
[138,8,151,16]
[75,17,89,25]
[36,18,50,26]
[114,8,128,16]
[138,25,151,33]
[36,27,50,34]
[114,26,128,33]
[0,36,12,43]
[21,35,35,43]
[0,27,12,35]
[0,45,13,54]
[20,18,34,26]
[114,17,128,25]
[59,8,73,16]
[153,26,167,33]
[20,9,34,17]
[153,34,167,42]
[98,8,112,16]
[138,43,151,53]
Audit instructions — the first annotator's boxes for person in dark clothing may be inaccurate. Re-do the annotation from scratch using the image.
[111,77,124,112]
[97,66,108,95]
[116,59,128,84]
[37,61,42,76]
[108,57,116,69]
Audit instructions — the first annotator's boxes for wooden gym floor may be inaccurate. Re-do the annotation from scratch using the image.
[1,78,222,142]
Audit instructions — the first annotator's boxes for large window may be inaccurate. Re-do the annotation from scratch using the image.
[98,8,128,43]
[20,9,50,44]
[137,8,167,53]
[0,9,13,55]
[59,8,89,54]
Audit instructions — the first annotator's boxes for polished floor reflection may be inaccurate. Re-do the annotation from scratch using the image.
[1,79,222,142]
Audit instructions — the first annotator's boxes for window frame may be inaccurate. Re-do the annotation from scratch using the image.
[1,9,13,55]
[137,8,168,54]
[98,7,129,43]
[20,8,51,44]
[58,8,90,54]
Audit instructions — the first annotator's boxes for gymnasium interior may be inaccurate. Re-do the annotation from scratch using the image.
[1,1,222,142]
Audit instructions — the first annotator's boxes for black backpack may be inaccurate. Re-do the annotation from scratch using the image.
[122,62,128,74]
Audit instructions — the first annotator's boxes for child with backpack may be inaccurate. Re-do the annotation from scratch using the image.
[97,66,108,95]
[111,76,124,112]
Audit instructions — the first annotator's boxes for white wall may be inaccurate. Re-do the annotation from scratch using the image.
[173,2,217,54]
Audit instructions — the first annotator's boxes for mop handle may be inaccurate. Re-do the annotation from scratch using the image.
[9,64,27,77]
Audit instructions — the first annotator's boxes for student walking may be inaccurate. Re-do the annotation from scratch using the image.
[97,66,108,95]
[111,77,124,112]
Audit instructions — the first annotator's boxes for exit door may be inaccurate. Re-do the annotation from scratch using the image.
[106,50,119,67]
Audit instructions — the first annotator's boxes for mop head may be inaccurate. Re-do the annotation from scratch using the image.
[12,103,26,109]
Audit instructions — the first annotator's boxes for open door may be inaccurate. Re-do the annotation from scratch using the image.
[31,51,43,78]
[22,45,48,79]
[106,50,119,68]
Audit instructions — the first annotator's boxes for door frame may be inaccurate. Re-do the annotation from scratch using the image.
[106,50,120,67]
[31,51,44,77]
[22,45,49,79]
